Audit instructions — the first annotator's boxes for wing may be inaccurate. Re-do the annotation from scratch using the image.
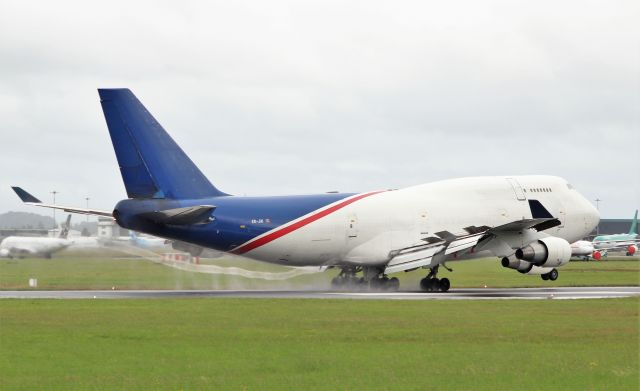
[384,218,561,274]
[12,187,113,217]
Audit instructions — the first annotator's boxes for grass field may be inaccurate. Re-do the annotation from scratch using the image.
[0,298,638,390]
[0,252,638,290]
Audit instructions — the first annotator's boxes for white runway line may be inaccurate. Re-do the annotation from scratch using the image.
[1,287,638,300]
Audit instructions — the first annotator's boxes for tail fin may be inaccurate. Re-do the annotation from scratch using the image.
[98,89,227,199]
[629,210,638,235]
[59,215,72,239]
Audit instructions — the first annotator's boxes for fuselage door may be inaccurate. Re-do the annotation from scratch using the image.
[347,214,358,238]
[506,178,527,201]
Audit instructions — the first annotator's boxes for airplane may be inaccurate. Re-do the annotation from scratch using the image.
[11,88,600,291]
[0,215,73,259]
[128,231,169,250]
[570,240,596,260]
[592,210,639,258]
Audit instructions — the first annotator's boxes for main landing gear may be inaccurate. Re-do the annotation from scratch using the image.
[419,265,451,292]
[330,266,400,291]
[541,268,558,281]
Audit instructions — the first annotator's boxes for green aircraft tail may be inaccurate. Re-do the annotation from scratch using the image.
[630,210,638,235]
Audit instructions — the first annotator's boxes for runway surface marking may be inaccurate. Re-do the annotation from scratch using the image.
[1,287,638,300]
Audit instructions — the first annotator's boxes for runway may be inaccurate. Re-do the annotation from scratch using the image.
[1,286,639,300]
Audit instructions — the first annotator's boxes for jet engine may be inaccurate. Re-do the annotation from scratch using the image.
[501,257,554,275]
[0,248,9,258]
[627,245,637,256]
[501,256,530,272]
[515,237,571,268]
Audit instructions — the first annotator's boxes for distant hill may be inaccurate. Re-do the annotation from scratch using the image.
[0,211,55,229]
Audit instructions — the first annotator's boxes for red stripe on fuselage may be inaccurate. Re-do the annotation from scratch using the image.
[230,191,385,255]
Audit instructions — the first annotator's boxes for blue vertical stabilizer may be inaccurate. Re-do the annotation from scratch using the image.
[99,88,227,199]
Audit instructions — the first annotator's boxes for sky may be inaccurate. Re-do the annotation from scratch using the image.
[0,0,638,220]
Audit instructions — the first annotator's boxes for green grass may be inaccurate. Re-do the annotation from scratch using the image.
[1,254,638,290]
[0,298,638,390]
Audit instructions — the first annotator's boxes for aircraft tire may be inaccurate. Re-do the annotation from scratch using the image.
[387,277,400,291]
[439,278,450,292]
[548,269,558,281]
[541,274,549,281]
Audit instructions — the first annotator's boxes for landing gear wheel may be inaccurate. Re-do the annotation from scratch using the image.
[439,277,450,292]
[387,277,400,291]
[548,268,558,281]
[369,278,382,291]
[420,277,444,292]
[541,274,550,281]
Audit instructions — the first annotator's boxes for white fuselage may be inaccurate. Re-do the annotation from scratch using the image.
[240,176,599,267]
[0,236,72,258]
[571,240,595,257]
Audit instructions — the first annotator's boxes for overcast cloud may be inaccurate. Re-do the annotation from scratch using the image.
[0,0,638,219]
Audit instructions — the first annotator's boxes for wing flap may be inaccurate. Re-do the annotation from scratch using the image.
[385,243,446,274]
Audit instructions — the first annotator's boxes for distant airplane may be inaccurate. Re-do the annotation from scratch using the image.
[0,215,73,259]
[12,89,600,291]
[128,231,169,249]
[570,240,596,260]
[592,210,639,258]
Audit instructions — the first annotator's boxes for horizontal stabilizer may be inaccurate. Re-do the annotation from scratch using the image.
[11,187,42,203]
[138,205,216,225]
[11,186,113,217]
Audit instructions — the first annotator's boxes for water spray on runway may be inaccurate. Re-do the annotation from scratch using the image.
[109,243,326,281]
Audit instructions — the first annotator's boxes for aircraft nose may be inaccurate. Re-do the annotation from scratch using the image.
[586,199,600,231]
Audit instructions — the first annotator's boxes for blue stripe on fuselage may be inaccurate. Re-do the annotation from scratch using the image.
[114,193,354,252]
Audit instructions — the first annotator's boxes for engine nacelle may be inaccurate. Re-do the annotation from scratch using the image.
[0,248,9,258]
[502,257,554,275]
[627,245,637,256]
[501,256,531,272]
[515,237,571,268]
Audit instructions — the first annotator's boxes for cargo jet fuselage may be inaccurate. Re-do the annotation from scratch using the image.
[113,175,598,268]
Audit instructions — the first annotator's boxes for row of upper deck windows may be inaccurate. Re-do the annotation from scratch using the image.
[524,187,552,193]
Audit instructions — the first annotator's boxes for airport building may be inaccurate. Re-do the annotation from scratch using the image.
[97,217,128,238]
[591,218,636,236]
